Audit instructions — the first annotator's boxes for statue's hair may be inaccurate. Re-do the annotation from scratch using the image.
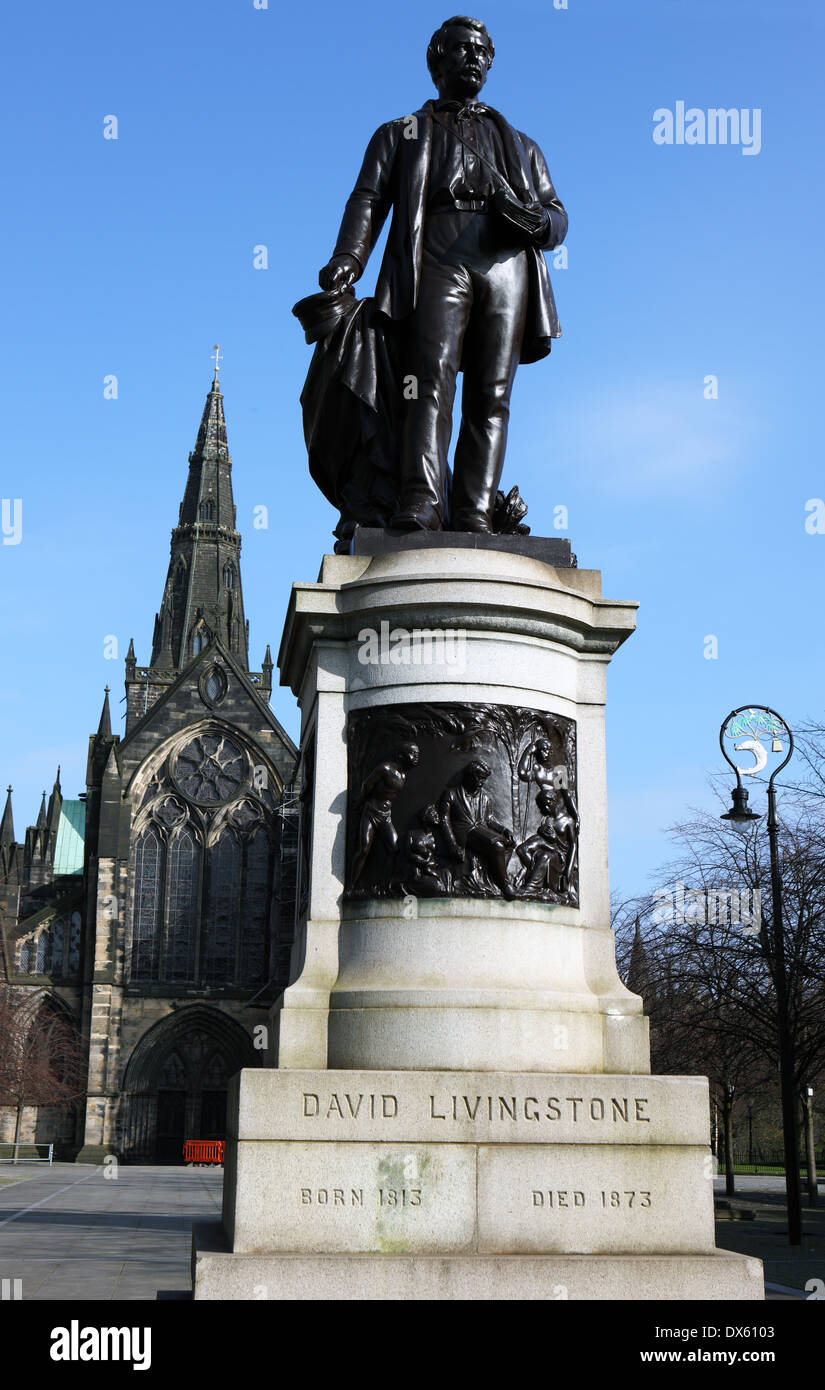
[426,16,495,84]
[465,758,491,779]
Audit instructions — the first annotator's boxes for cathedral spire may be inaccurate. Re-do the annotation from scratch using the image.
[148,359,249,673]
[36,791,48,828]
[0,787,14,847]
[627,915,650,1004]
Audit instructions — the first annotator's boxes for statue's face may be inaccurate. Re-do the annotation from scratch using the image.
[437,25,490,98]
[400,744,420,768]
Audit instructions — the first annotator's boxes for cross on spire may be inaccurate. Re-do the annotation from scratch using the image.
[211,344,222,381]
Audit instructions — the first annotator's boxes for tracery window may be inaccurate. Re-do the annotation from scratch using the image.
[68,912,81,974]
[35,932,47,973]
[200,500,215,521]
[129,738,279,988]
[242,828,272,985]
[51,918,65,976]
[132,828,163,980]
[223,563,235,590]
[204,831,240,985]
[164,830,200,981]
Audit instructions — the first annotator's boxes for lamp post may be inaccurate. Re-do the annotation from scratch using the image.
[803,1084,818,1208]
[719,705,802,1246]
[747,1099,754,1167]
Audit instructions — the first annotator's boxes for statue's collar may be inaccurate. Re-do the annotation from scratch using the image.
[430,97,491,119]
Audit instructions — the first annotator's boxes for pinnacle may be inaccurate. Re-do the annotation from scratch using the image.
[97,686,112,738]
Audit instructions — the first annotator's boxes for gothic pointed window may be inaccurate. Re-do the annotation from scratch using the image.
[133,828,163,981]
[192,625,211,655]
[241,827,272,985]
[35,931,48,973]
[200,500,215,521]
[68,912,81,974]
[173,560,186,591]
[223,563,235,590]
[164,829,200,982]
[205,830,241,985]
[52,918,65,976]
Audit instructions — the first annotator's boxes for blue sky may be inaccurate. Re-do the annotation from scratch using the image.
[2,0,823,900]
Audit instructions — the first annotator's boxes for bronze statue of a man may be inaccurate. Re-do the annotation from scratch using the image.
[318,15,567,534]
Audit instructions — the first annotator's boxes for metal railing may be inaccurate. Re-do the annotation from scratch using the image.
[715,1147,820,1176]
[0,1142,53,1165]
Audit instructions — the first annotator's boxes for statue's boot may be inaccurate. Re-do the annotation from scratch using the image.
[391,503,442,531]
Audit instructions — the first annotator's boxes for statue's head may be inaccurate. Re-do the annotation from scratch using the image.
[536,789,557,816]
[397,742,420,768]
[463,758,491,789]
[421,803,440,828]
[427,16,494,98]
[535,737,553,764]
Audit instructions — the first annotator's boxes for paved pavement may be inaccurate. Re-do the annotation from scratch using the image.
[0,1162,222,1300]
[713,1174,824,1300]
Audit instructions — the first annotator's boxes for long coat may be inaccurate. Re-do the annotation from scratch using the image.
[333,100,568,364]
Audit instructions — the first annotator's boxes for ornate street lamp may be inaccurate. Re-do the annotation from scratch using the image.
[719,706,802,1244]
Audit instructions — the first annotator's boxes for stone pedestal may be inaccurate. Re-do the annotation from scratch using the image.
[192,547,763,1300]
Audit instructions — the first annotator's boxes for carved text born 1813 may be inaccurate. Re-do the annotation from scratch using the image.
[345,703,578,906]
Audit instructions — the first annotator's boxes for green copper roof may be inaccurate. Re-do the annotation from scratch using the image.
[53,799,85,875]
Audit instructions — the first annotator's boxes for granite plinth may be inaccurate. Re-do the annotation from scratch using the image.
[227,1068,711,1145]
[192,1225,763,1301]
[350,526,574,567]
[219,1069,719,1261]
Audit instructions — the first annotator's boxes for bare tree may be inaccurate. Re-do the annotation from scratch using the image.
[614,803,825,1203]
[0,985,85,1162]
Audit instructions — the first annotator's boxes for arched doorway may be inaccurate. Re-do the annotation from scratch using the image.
[119,1007,259,1163]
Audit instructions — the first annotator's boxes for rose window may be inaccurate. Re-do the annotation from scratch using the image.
[173,733,246,805]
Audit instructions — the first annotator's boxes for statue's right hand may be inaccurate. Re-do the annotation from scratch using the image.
[318,254,360,292]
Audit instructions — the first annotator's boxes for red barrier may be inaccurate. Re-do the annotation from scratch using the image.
[183,1139,225,1165]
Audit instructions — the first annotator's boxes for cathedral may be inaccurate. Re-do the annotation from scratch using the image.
[0,365,299,1162]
